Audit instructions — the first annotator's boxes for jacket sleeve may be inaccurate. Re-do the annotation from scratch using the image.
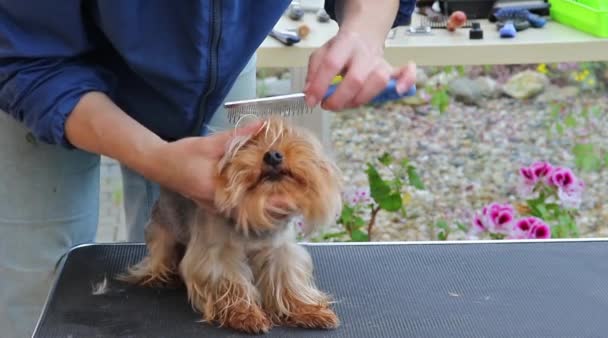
[0,58,115,147]
[324,0,416,28]
[0,2,115,148]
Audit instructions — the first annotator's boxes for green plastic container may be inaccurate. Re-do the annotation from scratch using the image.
[549,0,608,37]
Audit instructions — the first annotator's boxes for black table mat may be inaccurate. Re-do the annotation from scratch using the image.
[33,240,608,337]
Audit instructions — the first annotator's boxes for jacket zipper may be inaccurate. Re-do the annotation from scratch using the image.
[191,0,222,136]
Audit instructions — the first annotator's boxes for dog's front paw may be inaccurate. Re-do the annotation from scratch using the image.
[223,304,272,334]
[272,291,339,329]
[280,303,339,329]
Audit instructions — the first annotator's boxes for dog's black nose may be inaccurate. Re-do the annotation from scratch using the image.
[263,150,283,167]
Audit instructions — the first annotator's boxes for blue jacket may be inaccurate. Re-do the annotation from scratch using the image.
[0,0,415,148]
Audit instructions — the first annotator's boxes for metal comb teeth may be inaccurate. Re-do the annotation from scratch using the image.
[224,93,314,124]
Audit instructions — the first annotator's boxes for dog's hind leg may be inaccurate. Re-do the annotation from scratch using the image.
[117,188,194,287]
[117,211,183,287]
[118,223,181,286]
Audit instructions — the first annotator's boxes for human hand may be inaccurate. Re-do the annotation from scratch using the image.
[148,121,264,208]
[303,29,416,111]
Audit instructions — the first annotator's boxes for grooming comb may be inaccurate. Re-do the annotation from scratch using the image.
[224,78,417,123]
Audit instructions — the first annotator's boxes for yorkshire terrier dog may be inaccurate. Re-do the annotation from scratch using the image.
[119,117,343,334]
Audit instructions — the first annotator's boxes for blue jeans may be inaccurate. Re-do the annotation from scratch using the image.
[0,55,256,338]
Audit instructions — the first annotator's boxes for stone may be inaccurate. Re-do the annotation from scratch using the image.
[427,70,459,88]
[447,77,483,105]
[414,105,432,116]
[474,76,500,98]
[400,90,431,106]
[502,70,549,99]
[416,67,429,88]
[536,85,579,103]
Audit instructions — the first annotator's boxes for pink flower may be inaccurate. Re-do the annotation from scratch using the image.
[548,166,575,188]
[471,202,516,235]
[343,187,374,207]
[530,161,553,179]
[471,214,487,234]
[531,222,551,239]
[509,217,551,239]
[548,167,584,209]
[517,161,554,198]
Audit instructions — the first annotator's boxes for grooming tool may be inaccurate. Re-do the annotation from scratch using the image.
[490,0,551,19]
[225,79,417,123]
[497,19,530,31]
[269,29,300,46]
[493,7,545,38]
[419,13,474,29]
[499,20,517,38]
[493,7,547,28]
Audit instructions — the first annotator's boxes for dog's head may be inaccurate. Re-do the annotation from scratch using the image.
[214,117,342,237]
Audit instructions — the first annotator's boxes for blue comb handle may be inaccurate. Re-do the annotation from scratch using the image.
[526,13,546,28]
[494,8,547,29]
[322,79,417,104]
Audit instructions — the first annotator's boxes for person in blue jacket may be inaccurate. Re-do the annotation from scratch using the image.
[0,0,416,336]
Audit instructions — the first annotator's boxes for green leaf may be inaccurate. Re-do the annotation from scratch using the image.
[378,152,394,166]
[536,204,549,220]
[351,228,369,242]
[338,205,355,224]
[322,231,348,240]
[456,65,466,76]
[572,143,601,172]
[564,114,577,128]
[407,165,425,189]
[438,231,447,241]
[352,215,366,229]
[436,220,449,230]
[555,122,564,135]
[366,163,402,212]
[456,223,468,233]
[430,88,450,114]
[435,220,450,240]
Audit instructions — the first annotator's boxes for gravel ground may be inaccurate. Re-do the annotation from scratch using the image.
[326,92,608,241]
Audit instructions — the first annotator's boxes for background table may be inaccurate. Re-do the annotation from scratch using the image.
[33,239,608,337]
[258,11,608,149]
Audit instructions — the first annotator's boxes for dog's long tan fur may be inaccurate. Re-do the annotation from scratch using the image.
[118,117,343,334]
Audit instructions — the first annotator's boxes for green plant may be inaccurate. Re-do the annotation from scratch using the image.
[426,84,450,114]
[546,102,607,173]
[431,219,468,241]
[326,152,425,242]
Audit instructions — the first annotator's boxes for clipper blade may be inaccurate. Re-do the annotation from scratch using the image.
[224,93,314,124]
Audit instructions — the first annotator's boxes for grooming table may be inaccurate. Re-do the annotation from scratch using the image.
[33,239,608,337]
